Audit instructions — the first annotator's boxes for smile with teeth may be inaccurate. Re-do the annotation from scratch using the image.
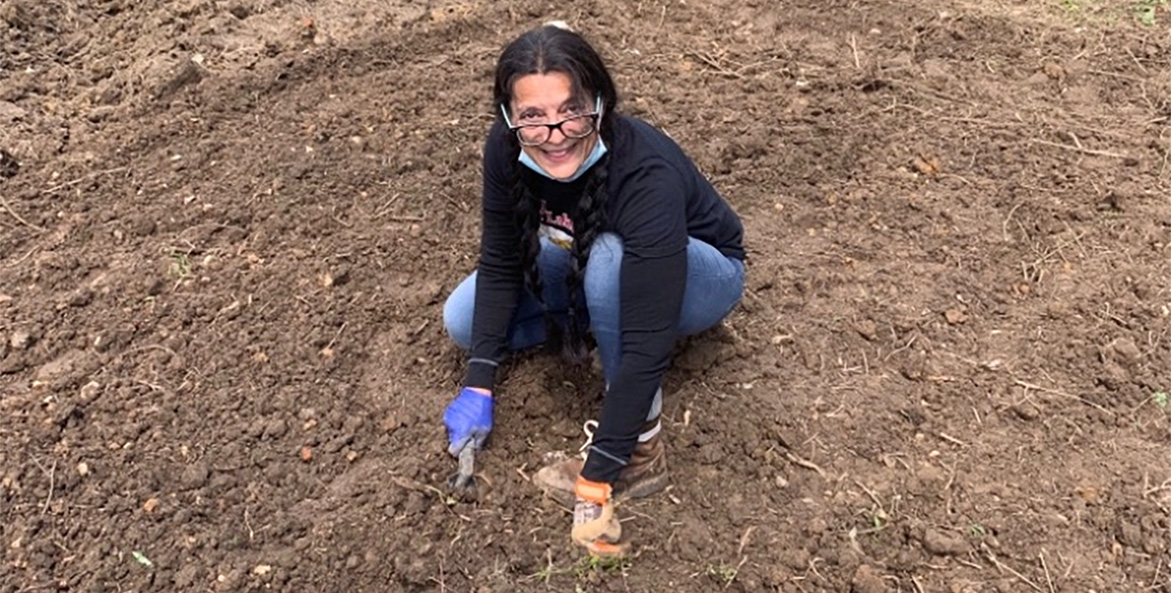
[542,144,576,161]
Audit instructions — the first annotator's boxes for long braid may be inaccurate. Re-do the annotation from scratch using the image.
[513,160,566,354]
[563,152,611,365]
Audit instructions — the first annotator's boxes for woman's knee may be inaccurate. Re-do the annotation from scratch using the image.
[584,233,622,300]
[443,273,477,350]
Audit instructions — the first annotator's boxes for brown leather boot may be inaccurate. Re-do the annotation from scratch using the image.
[534,417,668,506]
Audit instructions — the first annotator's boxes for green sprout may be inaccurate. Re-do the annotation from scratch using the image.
[1153,390,1168,408]
[574,554,630,578]
[706,562,739,586]
[168,250,191,279]
[131,550,153,567]
[1136,0,1168,24]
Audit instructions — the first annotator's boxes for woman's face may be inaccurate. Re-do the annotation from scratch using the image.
[508,71,599,180]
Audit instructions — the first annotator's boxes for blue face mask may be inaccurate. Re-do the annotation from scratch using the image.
[502,96,608,183]
[519,137,607,182]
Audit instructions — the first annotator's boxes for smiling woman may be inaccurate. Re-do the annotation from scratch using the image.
[440,22,746,558]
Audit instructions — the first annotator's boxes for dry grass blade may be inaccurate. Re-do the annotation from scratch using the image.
[0,193,45,231]
[982,544,1044,593]
[1014,380,1114,416]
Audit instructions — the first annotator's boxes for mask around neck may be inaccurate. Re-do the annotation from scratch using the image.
[519,137,607,182]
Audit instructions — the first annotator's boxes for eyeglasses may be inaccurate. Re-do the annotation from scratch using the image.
[500,97,603,147]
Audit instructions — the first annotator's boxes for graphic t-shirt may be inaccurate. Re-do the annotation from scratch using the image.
[539,198,575,249]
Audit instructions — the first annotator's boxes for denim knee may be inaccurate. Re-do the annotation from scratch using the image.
[584,233,622,303]
[443,274,476,350]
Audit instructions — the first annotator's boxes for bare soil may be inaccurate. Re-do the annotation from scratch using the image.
[3,0,1170,591]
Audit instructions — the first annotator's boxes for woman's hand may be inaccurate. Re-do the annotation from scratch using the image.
[443,387,494,455]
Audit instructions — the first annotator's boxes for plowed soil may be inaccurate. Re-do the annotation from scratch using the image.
[3,0,1170,591]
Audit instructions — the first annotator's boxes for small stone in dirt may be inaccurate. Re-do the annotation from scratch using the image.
[180,462,210,489]
[1117,520,1143,548]
[381,413,401,434]
[10,329,32,350]
[66,288,94,307]
[264,419,288,439]
[0,147,19,178]
[143,497,159,513]
[1010,402,1040,421]
[1106,338,1141,362]
[922,528,969,556]
[79,381,102,403]
[300,446,313,462]
[77,461,90,476]
[943,309,967,325]
[851,564,889,593]
[852,319,878,341]
[226,2,251,19]
[324,435,353,454]
[911,155,940,176]
[1099,191,1126,212]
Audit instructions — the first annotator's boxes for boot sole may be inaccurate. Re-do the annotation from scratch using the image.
[615,471,669,502]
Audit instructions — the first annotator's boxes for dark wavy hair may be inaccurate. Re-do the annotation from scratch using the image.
[493,24,619,365]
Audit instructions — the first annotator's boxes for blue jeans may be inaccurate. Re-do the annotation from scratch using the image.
[443,233,745,384]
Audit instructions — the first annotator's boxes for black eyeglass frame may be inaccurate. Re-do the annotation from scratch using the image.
[499,96,605,147]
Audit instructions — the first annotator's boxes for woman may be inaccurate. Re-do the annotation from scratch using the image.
[442,23,745,556]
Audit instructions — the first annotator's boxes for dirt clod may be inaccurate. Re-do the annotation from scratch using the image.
[851,564,889,593]
[921,528,970,556]
[180,463,210,490]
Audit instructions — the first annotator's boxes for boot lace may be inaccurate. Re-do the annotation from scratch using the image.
[578,419,599,460]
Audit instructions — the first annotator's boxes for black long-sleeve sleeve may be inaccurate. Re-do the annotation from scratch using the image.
[582,160,690,482]
[463,126,521,390]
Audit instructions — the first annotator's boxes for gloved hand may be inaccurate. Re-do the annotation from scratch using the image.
[571,476,629,557]
[443,386,493,456]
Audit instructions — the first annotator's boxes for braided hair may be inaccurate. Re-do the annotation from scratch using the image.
[494,25,619,365]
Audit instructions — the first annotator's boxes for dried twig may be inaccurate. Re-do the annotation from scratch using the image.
[911,576,927,593]
[1143,477,1171,498]
[1013,379,1114,416]
[784,450,827,478]
[1002,202,1023,242]
[1040,551,1056,593]
[685,51,744,79]
[41,166,128,194]
[0,193,45,231]
[737,526,756,556]
[30,456,57,515]
[938,432,968,448]
[982,544,1044,593]
[1031,139,1131,160]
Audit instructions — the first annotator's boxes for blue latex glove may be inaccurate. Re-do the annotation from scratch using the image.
[444,387,493,456]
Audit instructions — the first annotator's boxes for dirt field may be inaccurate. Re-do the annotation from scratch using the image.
[3,0,1170,591]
